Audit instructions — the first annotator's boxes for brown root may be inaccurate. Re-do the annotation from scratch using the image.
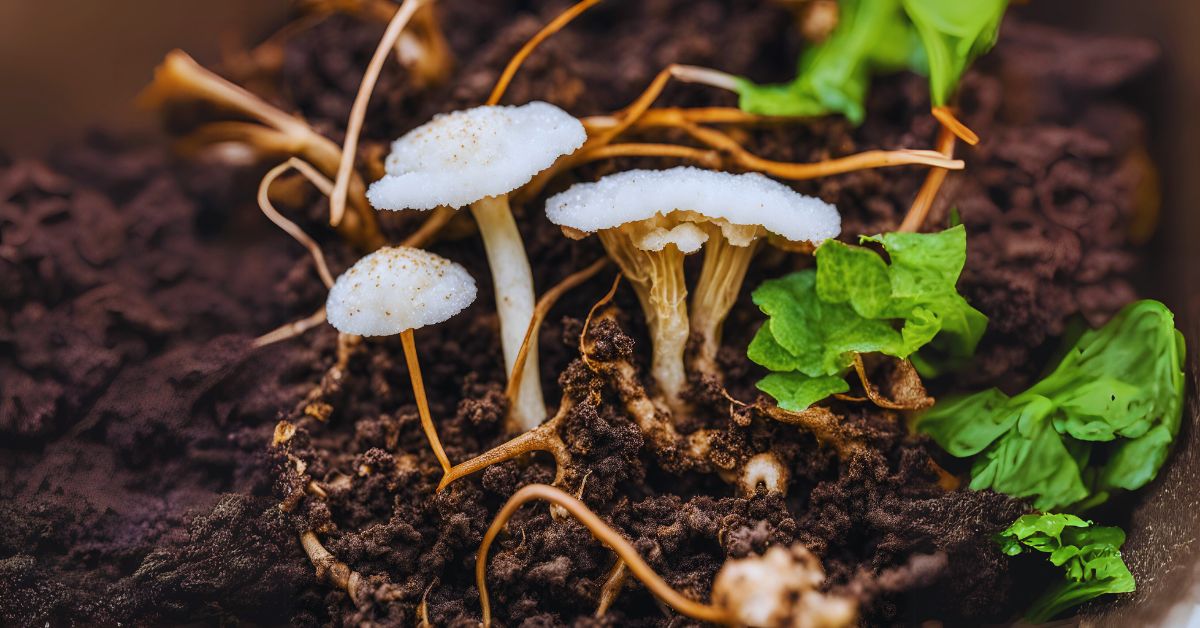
[754,402,865,460]
[931,105,980,146]
[143,50,383,250]
[437,397,574,492]
[899,125,957,233]
[477,484,733,627]
[487,0,603,105]
[850,354,934,411]
[329,0,425,228]
[595,559,629,618]
[505,258,610,430]
[300,531,368,606]
[257,158,336,289]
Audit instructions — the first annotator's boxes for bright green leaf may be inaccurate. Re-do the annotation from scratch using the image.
[749,226,986,411]
[918,300,1186,511]
[997,513,1135,622]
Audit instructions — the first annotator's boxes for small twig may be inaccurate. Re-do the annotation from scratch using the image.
[487,0,604,106]
[253,307,328,348]
[478,484,733,627]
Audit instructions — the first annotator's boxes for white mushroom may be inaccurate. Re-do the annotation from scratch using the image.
[712,544,857,628]
[326,246,477,474]
[367,102,586,433]
[546,167,839,407]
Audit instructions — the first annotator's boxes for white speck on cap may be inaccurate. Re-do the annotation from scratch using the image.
[367,101,586,211]
[325,246,477,336]
[545,166,842,244]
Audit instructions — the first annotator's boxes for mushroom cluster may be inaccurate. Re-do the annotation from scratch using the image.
[216,0,985,622]
[547,166,841,409]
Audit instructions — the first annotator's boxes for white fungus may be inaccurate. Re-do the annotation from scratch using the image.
[545,166,841,244]
[712,545,856,628]
[635,222,709,253]
[326,246,477,337]
[367,101,587,210]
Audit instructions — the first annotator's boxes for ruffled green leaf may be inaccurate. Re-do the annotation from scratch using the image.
[998,513,1135,622]
[919,300,1186,511]
[749,226,985,410]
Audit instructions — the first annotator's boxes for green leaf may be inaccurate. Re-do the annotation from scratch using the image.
[749,226,986,410]
[734,0,1008,120]
[757,372,851,412]
[918,300,1186,511]
[997,513,1135,622]
[900,0,1009,105]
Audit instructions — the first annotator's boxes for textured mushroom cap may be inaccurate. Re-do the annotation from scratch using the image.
[545,167,841,244]
[367,101,586,210]
[326,247,476,336]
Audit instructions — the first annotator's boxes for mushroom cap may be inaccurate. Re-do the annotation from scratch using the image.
[367,101,586,211]
[326,246,477,336]
[545,166,841,244]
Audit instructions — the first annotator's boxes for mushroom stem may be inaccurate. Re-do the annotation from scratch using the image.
[437,399,572,492]
[690,237,759,377]
[507,258,610,409]
[400,328,452,474]
[468,194,546,432]
[597,231,690,410]
[478,484,733,627]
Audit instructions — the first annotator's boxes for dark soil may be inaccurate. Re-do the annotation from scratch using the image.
[1,1,1159,626]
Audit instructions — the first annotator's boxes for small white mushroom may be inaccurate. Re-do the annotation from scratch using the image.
[712,544,857,628]
[368,102,586,433]
[545,167,839,407]
[326,246,477,474]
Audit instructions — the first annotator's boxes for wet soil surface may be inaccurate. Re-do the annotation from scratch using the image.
[1,1,1159,625]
